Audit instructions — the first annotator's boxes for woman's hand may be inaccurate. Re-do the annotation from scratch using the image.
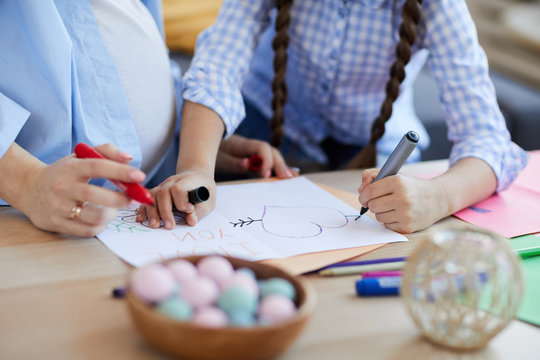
[357,168,448,234]
[136,171,216,230]
[1,143,145,237]
[216,135,298,179]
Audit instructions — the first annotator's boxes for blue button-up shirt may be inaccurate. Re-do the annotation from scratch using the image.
[183,0,528,191]
[0,0,182,205]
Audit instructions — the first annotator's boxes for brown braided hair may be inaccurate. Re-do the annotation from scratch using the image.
[268,0,423,167]
[347,0,424,168]
[269,0,293,148]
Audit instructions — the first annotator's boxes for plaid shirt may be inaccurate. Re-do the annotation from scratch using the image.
[183,0,528,191]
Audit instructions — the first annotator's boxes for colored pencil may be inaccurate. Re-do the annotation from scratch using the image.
[318,261,406,277]
[318,256,406,271]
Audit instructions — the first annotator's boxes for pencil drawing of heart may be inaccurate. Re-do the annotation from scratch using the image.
[229,206,349,238]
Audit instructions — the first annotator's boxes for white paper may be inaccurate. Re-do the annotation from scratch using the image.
[96,177,407,267]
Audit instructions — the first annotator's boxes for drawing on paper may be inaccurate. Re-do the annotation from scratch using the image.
[230,205,360,238]
[106,209,188,233]
[469,206,492,214]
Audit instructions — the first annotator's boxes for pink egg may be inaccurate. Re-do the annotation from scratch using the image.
[192,306,228,328]
[222,271,259,296]
[167,259,198,286]
[258,295,297,325]
[130,264,176,304]
[197,256,234,287]
[181,276,220,308]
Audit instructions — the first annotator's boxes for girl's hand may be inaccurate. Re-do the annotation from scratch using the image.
[17,144,144,237]
[136,171,216,230]
[216,135,298,179]
[358,168,447,234]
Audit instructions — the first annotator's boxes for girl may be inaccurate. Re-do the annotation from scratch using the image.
[146,0,528,233]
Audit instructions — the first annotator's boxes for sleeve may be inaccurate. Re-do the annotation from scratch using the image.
[0,92,31,160]
[182,0,275,137]
[170,58,183,134]
[0,92,31,205]
[419,0,528,191]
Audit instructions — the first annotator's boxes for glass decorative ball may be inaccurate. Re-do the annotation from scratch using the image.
[401,228,523,350]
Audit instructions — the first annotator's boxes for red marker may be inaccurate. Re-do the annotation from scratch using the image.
[248,155,263,172]
[74,143,154,205]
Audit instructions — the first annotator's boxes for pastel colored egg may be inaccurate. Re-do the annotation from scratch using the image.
[192,306,228,328]
[222,271,259,297]
[236,267,256,279]
[181,276,220,308]
[156,298,193,321]
[258,295,297,325]
[130,264,176,304]
[167,259,198,286]
[228,309,256,328]
[218,286,258,314]
[197,256,234,286]
[260,278,296,300]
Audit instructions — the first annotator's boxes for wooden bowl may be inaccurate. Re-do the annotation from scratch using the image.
[126,256,317,360]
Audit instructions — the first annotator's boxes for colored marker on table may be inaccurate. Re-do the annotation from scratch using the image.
[112,286,126,299]
[73,143,154,205]
[356,276,401,296]
[187,186,210,204]
[318,261,406,277]
[318,256,406,271]
[516,245,540,259]
[361,270,403,278]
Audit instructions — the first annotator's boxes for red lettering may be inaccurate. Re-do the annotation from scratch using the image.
[172,232,196,242]
[219,228,233,239]
[198,230,215,240]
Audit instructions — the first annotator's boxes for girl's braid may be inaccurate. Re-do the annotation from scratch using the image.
[347,0,424,168]
[270,0,293,148]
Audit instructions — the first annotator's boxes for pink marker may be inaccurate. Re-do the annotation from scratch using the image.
[361,271,402,278]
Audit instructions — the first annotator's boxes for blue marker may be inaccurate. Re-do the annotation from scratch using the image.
[355,277,401,296]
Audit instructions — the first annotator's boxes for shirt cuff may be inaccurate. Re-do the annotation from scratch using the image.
[449,138,529,192]
[0,92,31,159]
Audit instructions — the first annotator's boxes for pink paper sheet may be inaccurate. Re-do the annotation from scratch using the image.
[452,151,540,238]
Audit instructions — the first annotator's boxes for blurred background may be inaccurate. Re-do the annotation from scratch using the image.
[162,0,540,161]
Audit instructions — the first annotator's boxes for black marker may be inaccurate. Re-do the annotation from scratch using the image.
[357,131,419,219]
[188,186,210,204]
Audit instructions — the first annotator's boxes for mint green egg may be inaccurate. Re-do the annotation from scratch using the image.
[156,298,193,321]
[228,309,256,328]
[218,287,258,314]
[260,278,296,300]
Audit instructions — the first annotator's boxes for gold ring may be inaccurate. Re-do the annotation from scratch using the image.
[69,202,83,221]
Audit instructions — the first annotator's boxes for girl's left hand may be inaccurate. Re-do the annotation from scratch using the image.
[136,170,216,229]
[358,168,447,234]
[216,135,298,179]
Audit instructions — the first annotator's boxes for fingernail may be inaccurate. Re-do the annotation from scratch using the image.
[290,166,301,174]
[191,213,198,223]
[118,151,133,160]
[264,170,271,178]
[285,169,293,178]
[150,219,159,228]
[165,220,174,229]
[130,169,146,182]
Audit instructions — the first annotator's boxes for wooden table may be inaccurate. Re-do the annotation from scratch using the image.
[1,160,539,359]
